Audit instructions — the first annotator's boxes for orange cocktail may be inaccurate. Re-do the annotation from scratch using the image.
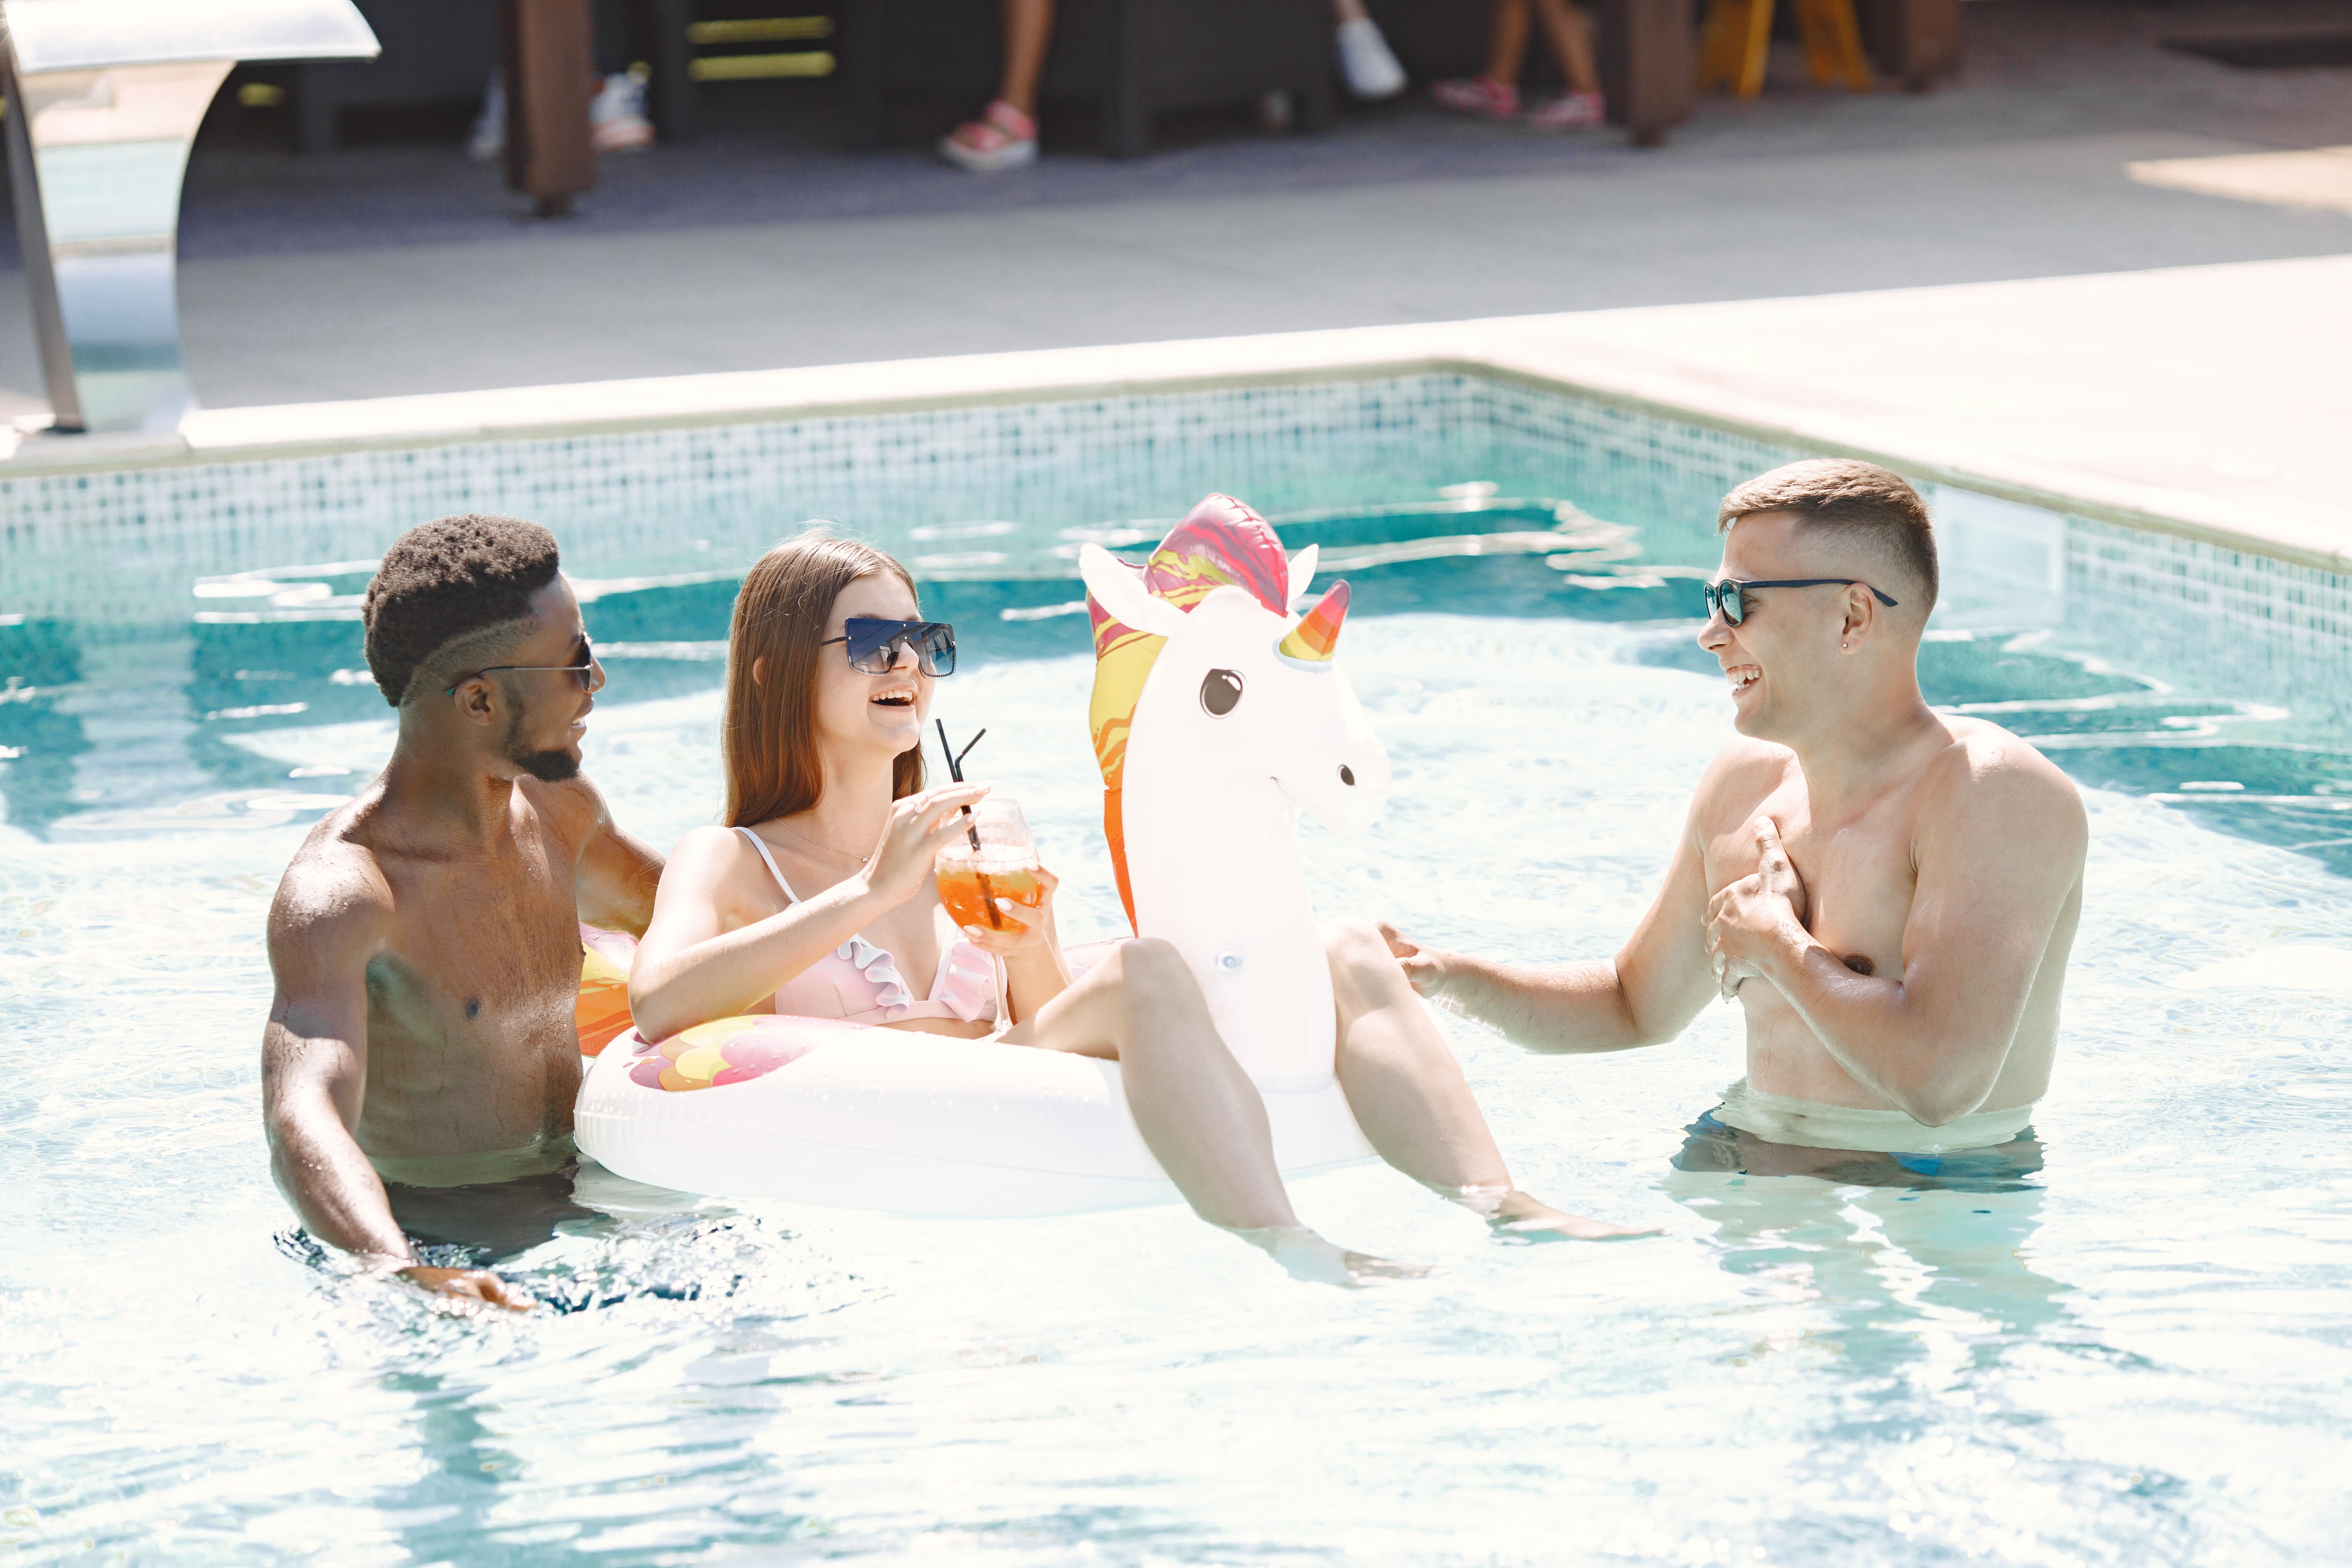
[936,860,1046,929]
[934,799,1044,931]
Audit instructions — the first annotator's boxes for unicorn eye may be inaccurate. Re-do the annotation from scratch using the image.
[1199,669,1244,717]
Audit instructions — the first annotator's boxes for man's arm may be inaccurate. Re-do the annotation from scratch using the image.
[260,859,532,1309]
[548,775,663,935]
[1708,749,2085,1125]
[1386,780,1724,1053]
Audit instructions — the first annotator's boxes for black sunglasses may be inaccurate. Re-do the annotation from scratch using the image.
[820,617,957,677]
[446,635,601,695]
[1702,578,1898,627]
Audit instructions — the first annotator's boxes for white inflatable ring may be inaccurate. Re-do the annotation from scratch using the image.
[574,1009,1374,1217]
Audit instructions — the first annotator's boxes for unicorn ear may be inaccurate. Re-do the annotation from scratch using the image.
[1286,544,1320,606]
[1078,545,1188,637]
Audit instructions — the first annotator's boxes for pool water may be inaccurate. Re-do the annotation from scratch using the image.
[5,437,2352,1563]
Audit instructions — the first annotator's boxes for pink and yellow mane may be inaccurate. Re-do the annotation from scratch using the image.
[1085,495,1292,930]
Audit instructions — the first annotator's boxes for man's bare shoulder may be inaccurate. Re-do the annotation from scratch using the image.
[268,804,397,962]
[519,772,612,848]
[1690,735,1797,826]
[1921,716,2088,850]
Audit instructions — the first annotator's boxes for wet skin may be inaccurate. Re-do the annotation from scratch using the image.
[262,577,662,1310]
[1385,509,2089,1130]
[1690,725,2080,1116]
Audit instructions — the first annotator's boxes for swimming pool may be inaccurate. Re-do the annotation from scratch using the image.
[4,374,2351,1563]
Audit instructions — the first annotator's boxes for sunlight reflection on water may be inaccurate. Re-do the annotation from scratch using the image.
[5,603,2352,1563]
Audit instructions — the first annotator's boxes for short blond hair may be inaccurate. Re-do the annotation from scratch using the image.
[1718,460,1937,611]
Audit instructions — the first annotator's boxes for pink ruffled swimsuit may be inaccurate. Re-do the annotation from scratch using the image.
[734,827,1003,1029]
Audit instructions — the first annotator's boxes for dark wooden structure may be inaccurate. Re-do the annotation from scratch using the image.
[502,0,600,214]
[1858,0,1963,89]
[291,0,497,153]
[834,0,1336,158]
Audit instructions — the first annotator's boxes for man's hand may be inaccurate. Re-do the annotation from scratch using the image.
[1377,921,1451,1000]
[396,1265,537,1313]
[1704,817,1811,1001]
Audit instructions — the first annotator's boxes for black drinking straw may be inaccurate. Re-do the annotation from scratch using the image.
[937,719,988,844]
[937,720,1001,926]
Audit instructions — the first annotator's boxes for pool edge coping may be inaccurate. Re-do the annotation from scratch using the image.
[5,316,2344,579]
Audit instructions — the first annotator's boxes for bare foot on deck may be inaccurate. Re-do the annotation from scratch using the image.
[1451,1186,1664,1244]
[1231,1226,1437,1288]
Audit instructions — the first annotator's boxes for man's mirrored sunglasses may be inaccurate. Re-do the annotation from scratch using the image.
[1702,578,1898,627]
[821,617,957,677]
[446,636,600,695]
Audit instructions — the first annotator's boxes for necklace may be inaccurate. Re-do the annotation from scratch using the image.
[773,822,870,864]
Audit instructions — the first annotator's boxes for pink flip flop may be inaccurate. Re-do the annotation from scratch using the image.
[940,99,1038,172]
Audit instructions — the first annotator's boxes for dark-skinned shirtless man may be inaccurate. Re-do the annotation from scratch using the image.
[1379,460,2088,1171]
[263,514,661,1309]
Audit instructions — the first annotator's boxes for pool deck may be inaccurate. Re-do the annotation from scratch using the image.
[6,251,2345,574]
[4,0,2348,572]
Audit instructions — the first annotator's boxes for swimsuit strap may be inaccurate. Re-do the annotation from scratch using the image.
[733,826,802,902]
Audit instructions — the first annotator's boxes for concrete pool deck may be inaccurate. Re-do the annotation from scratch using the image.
[5,251,2345,575]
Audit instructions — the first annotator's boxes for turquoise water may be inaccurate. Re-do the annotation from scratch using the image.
[5,432,2352,1563]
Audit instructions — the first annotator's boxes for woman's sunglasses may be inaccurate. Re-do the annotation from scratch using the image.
[821,617,957,677]
[1702,578,1898,627]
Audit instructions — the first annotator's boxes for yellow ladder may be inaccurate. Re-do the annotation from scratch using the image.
[1695,0,1874,97]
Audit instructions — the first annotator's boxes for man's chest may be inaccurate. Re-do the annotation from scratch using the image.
[369,839,581,1034]
[1702,789,1918,976]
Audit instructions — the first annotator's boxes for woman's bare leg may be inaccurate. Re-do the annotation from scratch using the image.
[1323,920,1659,1241]
[1005,937,1429,1283]
[998,0,1055,118]
[1532,0,1602,94]
[1486,0,1532,84]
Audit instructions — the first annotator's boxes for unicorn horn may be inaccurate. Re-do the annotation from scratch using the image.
[1275,581,1350,669]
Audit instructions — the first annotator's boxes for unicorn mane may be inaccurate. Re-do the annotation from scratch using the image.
[1085,494,1292,928]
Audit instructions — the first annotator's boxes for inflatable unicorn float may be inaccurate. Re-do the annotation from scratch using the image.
[575,495,1386,1213]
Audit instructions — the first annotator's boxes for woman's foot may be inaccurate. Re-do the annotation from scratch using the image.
[1432,75,1520,120]
[1335,16,1407,100]
[1451,1185,1662,1244]
[1526,89,1606,131]
[939,100,1038,172]
[1232,1226,1436,1288]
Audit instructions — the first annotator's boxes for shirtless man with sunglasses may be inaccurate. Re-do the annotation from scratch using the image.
[1376,461,2088,1171]
[262,515,662,1310]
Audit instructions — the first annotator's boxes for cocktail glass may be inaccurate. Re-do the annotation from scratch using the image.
[935,799,1046,931]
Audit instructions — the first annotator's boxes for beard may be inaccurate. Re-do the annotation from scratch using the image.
[502,700,581,782]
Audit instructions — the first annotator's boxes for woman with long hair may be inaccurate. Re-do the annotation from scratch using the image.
[628,533,1641,1284]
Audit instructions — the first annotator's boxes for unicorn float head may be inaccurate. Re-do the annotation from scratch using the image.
[1078,494,1390,1093]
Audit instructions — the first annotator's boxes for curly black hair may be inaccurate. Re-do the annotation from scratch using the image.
[362,513,562,707]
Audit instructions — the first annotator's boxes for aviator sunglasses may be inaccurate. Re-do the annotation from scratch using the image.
[820,617,958,677]
[1702,578,1898,627]
[445,635,601,695]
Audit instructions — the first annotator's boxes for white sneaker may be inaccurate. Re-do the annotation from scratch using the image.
[467,73,504,160]
[1336,16,1407,100]
[590,69,655,154]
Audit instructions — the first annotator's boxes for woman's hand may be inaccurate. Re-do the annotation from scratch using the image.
[860,783,992,907]
[958,865,1060,957]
